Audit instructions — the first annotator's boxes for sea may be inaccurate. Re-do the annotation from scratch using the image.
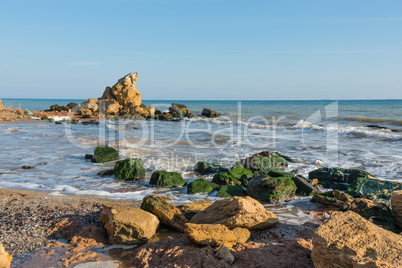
[1,98,401,223]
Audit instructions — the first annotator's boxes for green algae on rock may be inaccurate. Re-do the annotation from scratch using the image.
[187,178,215,194]
[246,176,296,204]
[346,177,402,201]
[228,162,254,180]
[91,145,119,163]
[201,108,220,118]
[193,162,229,175]
[149,171,186,187]
[217,185,245,198]
[212,172,240,186]
[241,151,289,173]
[114,158,145,181]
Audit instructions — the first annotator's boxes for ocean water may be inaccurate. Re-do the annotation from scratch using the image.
[0,98,401,222]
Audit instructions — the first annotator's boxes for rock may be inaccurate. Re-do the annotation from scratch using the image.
[85,154,93,160]
[80,108,93,118]
[292,175,321,196]
[48,104,69,112]
[177,200,213,220]
[66,102,79,110]
[69,236,98,253]
[22,165,34,169]
[81,120,99,126]
[346,177,402,201]
[392,191,402,230]
[212,172,240,186]
[190,196,279,230]
[240,151,289,173]
[246,176,296,204]
[228,162,254,183]
[215,244,235,264]
[332,189,354,202]
[184,223,236,248]
[348,198,396,231]
[312,191,350,209]
[100,72,142,107]
[158,112,174,121]
[149,171,186,187]
[0,243,12,268]
[141,195,189,232]
[113,158,145,181]
[308,167,375,190]
[119,102,156,118]
[232,227,250,244]
[216,185,245,198]
[187,178,215,194]
[169,103,194,118]
[202,108,220,118]
[97,169,114,176]
[0,99,7,111]
[194,161,229,175]
[80,98,99,112]
[311,211,402,268]
[100,204,159,244]
[91,145,119,163]
[366,124,389,130]
[98,99,121,115]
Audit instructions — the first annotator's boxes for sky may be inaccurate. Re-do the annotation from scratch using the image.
[0,0,401,100]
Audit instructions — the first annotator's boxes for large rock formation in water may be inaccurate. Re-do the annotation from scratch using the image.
[0,99,7,111]
[100,72,142,107]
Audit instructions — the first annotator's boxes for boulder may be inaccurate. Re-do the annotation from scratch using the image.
[158,112,174,121]
[240,151,289,173]
[216,185,245,198]
[99,204,159,244]
[149,171,186,187]
[346,177,402,201]
[98,99,121,115]
[190,196,279,230]
[80,98,99,112]
[119,102,156,118]
[0,99,7,111]
[141,195,189,232]
[246,176,296,204]
[201,108,220,118]
[228,162,254,183]
[312,191,350,209]
[169,103,194,118]
[309,167,375,190]
[176,200,213,220]
[91,145,119,163]
[291,175,321,196]
[113,158,145,181]
[100,72,142,107]
[194,161,229,175]
[0,243,12,268]
[232,227,250,244]
[212,172,240,186]
[311,211,402,268]
[79,108,93,118]
[391,190,402,230]
[184,223,236,248]
[348,198,396,232]
[187,178,215,194]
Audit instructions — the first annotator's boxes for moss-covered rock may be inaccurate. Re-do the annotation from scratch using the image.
[194,162,229,175]
[91,145,119,163]
[158,112,174,121]
[201,108,220,118]
[312,192,350,209]
[228,162,254,180]
[346,177,402,202]
[114,158,145,181]
[81,120,99,125]
[55,121,62,125]
[187,178,215,194]
[241,151,289,173]
[169,103,194,118]
[212,172,240,186]
[246,176,296,204]
[308,167,374,190]
[149,171,186,187]
[217,186,245,198]
[292,175,322,196]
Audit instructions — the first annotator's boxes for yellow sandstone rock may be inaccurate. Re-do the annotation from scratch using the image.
[0,243,12,268]
[184,223,236,248]
[391,190,402,230]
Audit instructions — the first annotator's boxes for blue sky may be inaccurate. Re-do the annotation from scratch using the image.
[0,0,401,100]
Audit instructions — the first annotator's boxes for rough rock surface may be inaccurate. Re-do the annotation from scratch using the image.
[202,108,220,118]
[141,195,189,232]
[0,99,7,111]
[91,145,119,163]
[169,103,194,118]
[391,190,402,230]
[246,176,296,204]
[190,196,279,230]
[100,204,159,244]
[232,227,250,244]
[0,243,12,268]
[113,158,145,181]
[194,161,228,175]
[312,211,402,268]
[187,178,215,194]
[101,72,142,107]
[177,200,213,220]
[216,185,245,198]
[149,170,186,187]
[241,151,289,173]
[184,223,237,248]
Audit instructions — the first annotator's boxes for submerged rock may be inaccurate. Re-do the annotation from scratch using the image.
[176,201,213,220]
[113,158,145,181]
[308,167,374,190]
[240,151,289,173]
[391,190,402,230]
[187,178,215,194]
[216,185,245,198]
[190,196,279,230]
[100,204,159,244]
[184,223,236,248]
[149,171,186,187]
[194,161,228,175]
[201,108,220,118]
[141,195,189,232]
[311,211,402,268]
[346,177,402,201]
[169,103,194,118]
[91,145,119,163]
[228,162,254,182]
[246,176,296,204]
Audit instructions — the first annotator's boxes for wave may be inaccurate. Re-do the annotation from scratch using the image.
[340,116,402,126]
